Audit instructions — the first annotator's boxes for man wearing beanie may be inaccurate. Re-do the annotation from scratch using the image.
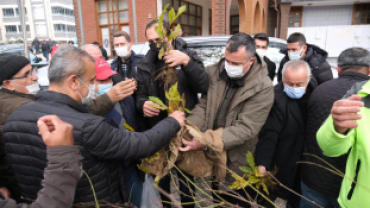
[0,52,140,203]
[0,53,38,202]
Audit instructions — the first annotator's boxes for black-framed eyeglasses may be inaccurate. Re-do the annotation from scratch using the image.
[10,71,33,80]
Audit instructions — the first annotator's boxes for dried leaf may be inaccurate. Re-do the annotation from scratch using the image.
[246,152,255,169]
[169,8,176,24]
[261,183,269,195]
[155,175,161,185]
[137,164,151,173]
[149,96,166,107]
[181,93,186,109]
[124,123,135,132]
[158,47,165,59]
[239,166,253,174]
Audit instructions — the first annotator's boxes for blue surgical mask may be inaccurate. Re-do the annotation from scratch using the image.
[288,47,303,60]
[284,84,306,99]
[97,83,113,96]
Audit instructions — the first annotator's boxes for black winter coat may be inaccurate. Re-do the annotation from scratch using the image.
[3,90,180,205]
[136,38,209,128]
[302,71,370,197]
[111,51,143,80]
[264,56,276,81]
[277,44,333,85]
[255,81,317,199]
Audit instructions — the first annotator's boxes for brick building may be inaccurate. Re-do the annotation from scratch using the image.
[73,0,370,59]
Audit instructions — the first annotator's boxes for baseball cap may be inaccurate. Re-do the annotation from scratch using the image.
[95,58,117,80]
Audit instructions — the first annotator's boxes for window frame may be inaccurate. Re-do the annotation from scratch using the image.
[230,15,239,34]
[5,25,18,33]
[289,6,303,27]
[2,8,17,18]
[352,3,370,25]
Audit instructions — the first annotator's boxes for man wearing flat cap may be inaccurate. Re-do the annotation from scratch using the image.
[0,51,142,202]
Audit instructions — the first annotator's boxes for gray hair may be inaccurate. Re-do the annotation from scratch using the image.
[81,44,100,51]
[226,33,256,60]
[282,60,311,81]
[338,47,370,71]
[48,45,95,85]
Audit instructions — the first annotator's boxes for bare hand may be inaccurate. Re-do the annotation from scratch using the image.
[163,50,190,67]
[107,80,137,103]
[143,101,160,117]
[0,187,11,199]
[332,95,364,134]
[169,111,185,127]
[258,165,266,176]
[37,115,74,146]
[178,137,206,152]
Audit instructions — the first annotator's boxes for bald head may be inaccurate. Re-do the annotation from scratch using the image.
[81,44,102,59]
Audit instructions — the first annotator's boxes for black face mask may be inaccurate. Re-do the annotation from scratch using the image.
[149,42,160,52]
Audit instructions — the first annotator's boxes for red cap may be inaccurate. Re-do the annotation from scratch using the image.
[95,58,117,80]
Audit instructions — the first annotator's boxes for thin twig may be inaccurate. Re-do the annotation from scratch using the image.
[156,185,183,208]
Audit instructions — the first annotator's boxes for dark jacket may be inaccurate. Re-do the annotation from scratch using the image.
[0,146,82,208]
[277,44,333,85]
[264,56,276,81]
[136,38,209,128]
[255,81,317,199]
[111,75,146,132]
[3,90,180,204]
[302,71,370,197]
[47,41,55,52]
[0,89,34,202]
[99,46,108,61]
[32,39,39,47]
[111,51,143,79]
[41,42,50,52]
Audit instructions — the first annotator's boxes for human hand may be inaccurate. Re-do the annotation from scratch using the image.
[107,80,137,103]
[332,95,364,134]
[163,50,190,67]
[37,115,74,146]
[178,137,206,152]
[169,111,185,127]
[143,101,161,117]
[258,165,266,176]
[127,78,138,89]
[0,187,11,199]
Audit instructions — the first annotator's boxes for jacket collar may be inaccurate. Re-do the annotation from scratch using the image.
[111,50,137,65]
[339,71,370,81]
[281,43,328,62]
[0,88,35,99]
[36,90,89,113]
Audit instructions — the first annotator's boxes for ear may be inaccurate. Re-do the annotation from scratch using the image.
[308,74,313,81]
[337,67,344,75]
[2,80,14,91]
[249,56,256,64]
[366,67,370,76]
[67,75,79,91]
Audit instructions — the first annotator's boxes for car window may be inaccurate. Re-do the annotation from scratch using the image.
[269,42,286,50]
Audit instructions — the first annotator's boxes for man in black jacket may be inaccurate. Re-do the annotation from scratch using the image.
[92,41,108,60]
[136,20,208,207]
[2,45,185,205]
[254,33,276,81]
[301,47,370,208]
[41,39,50,62]
[255,60,317,207]
[277,32,333,85]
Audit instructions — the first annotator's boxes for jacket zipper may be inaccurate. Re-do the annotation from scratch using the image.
[347,159,361,200]
[214,82,231,128]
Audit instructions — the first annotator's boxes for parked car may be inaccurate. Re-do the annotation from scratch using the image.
[0,46,49,68]
[131,35,287,69]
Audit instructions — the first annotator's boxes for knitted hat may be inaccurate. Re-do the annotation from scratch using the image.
[0,53,30,84]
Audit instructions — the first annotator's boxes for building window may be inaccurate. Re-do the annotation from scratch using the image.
[289,7,302,27]
[51,6,74,17]
[230,15,239,34]
[353,3,370,25]
[54,24,76,32]
[5,25,17,33]
[3,8,17,17]
[164,0,202,37]
[18,25,30,32]
[35,24,47,37]
[209,9,212,35]
[96,0,129,57]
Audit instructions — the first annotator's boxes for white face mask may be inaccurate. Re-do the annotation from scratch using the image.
[225,60,247,79]
[288,47,304,60]
[115,46,130,57]
[76,77,96,105]
[256,49,267,58]
[11,81,40,95]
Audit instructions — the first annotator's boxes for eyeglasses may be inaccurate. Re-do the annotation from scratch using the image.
[11,71,33,80]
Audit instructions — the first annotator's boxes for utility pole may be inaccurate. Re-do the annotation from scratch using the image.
[17,0,29,59]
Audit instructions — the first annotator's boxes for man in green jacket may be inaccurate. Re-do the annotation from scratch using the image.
[316,51,370,208]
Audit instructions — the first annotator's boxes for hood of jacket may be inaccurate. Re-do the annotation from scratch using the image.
[281,43,329,63]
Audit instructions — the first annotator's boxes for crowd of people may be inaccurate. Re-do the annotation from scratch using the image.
[31,37,75,62]
[0,19,369,208]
